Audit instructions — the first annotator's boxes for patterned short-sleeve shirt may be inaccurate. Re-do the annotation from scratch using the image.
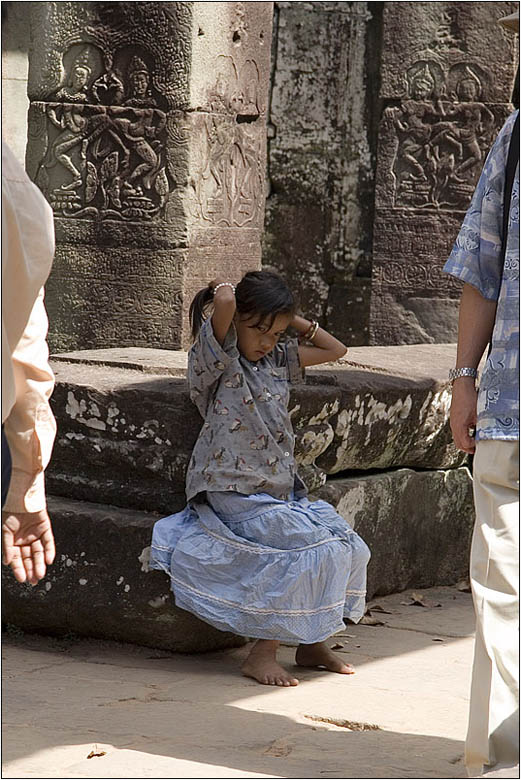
[444,110,519,442]
[185,318,307,502]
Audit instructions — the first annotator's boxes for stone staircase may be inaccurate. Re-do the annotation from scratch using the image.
[2,345,474,652]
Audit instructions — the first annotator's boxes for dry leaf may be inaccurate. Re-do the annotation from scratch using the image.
[331,642,344,650]
[402,592,442,608]
[360,615,386,626]
[264,738,293,757]
[365,602,393,614]
[87,749,107,759]
[456,579,471,593]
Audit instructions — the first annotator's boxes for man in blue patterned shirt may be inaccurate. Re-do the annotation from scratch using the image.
[444,11,519,777]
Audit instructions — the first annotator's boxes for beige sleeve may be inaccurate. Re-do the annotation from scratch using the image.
[3,289,57,513]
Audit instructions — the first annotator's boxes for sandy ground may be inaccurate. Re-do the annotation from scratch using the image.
[2,585,480,779]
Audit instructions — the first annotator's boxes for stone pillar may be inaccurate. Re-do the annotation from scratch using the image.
[264,2,377,347]
[26,2,273,351]
[369,2,518,345]
[1,2,30,165]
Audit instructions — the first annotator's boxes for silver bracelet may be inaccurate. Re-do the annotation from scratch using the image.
[213,282,236,296]
[449,367,479,383]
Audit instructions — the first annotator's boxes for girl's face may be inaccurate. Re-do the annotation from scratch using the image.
[234,311,293,362]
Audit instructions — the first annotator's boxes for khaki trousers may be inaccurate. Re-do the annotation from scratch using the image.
[465,440,519,776]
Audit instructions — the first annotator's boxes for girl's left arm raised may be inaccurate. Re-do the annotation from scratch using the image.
[292,315,348,367]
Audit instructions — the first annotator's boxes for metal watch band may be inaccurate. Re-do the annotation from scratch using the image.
[449,367,478,383]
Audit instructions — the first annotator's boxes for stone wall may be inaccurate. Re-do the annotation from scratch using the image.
[3,2,518,348]
[263,1,378,347]
[1,1,30,165]
[370,2,518,344]
[263,1,518,347]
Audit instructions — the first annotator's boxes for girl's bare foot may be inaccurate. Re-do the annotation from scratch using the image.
[241,639,299,687]
[295,641,355,674]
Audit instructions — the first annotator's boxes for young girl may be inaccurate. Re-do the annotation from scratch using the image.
[150,271,370,687]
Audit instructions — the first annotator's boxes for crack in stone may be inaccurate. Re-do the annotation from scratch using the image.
[304,714,381,731]
[10,661,78,675]
[385,625,470,639]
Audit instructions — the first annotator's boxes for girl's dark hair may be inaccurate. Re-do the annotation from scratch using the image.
[189,270,295,340]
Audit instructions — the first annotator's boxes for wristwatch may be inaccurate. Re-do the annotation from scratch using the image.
[449,367,479,383]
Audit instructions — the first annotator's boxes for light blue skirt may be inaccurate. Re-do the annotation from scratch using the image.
[150,492,371,644]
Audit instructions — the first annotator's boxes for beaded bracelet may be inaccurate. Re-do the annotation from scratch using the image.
[213,282,236,296]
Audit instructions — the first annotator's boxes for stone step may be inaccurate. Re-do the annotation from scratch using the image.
[47,344,466,513]
[2,495,241,653]
[2,465,473,652]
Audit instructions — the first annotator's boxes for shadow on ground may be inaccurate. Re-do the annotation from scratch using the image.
[2,586,473,779]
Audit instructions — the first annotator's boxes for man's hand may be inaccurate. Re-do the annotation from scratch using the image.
[1,509,55,585]
[450,378,478,454]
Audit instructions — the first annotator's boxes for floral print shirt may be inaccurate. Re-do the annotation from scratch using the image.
[444,110,519,441]
[185,318,307,501]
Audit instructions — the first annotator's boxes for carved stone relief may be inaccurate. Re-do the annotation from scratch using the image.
[32,44,171,221]
[187,115,264,228]
[384,60,495,210]
[370,2,516,345]
[28,2,193,109]
[372,258,463,294]
[379,4,517,104]
[26,1,272,351]
[207,55,262,117]
[34,102,169,220]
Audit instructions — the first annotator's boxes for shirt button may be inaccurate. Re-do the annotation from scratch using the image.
[284,451,290,457]
[252,366,258,371]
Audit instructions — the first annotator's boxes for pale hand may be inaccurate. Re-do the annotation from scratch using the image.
[2,509,55,585]
[450,379,478,454]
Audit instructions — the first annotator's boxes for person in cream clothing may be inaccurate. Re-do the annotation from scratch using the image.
[2,140,57,585]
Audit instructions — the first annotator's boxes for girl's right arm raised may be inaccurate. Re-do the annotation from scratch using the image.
[189,279,236,344]
[187,280,239,413]
[209,279,236,346]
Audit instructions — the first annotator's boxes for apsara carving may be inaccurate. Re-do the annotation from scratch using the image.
[35,46,170,221]
[384,59,495,211]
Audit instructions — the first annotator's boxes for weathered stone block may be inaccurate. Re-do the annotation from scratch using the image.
[46,344,465,513]
[46,245,185,352]
[1,466,474,651]
[317,467,474,596]
[1,495,244,652]
[191,2,272,119]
